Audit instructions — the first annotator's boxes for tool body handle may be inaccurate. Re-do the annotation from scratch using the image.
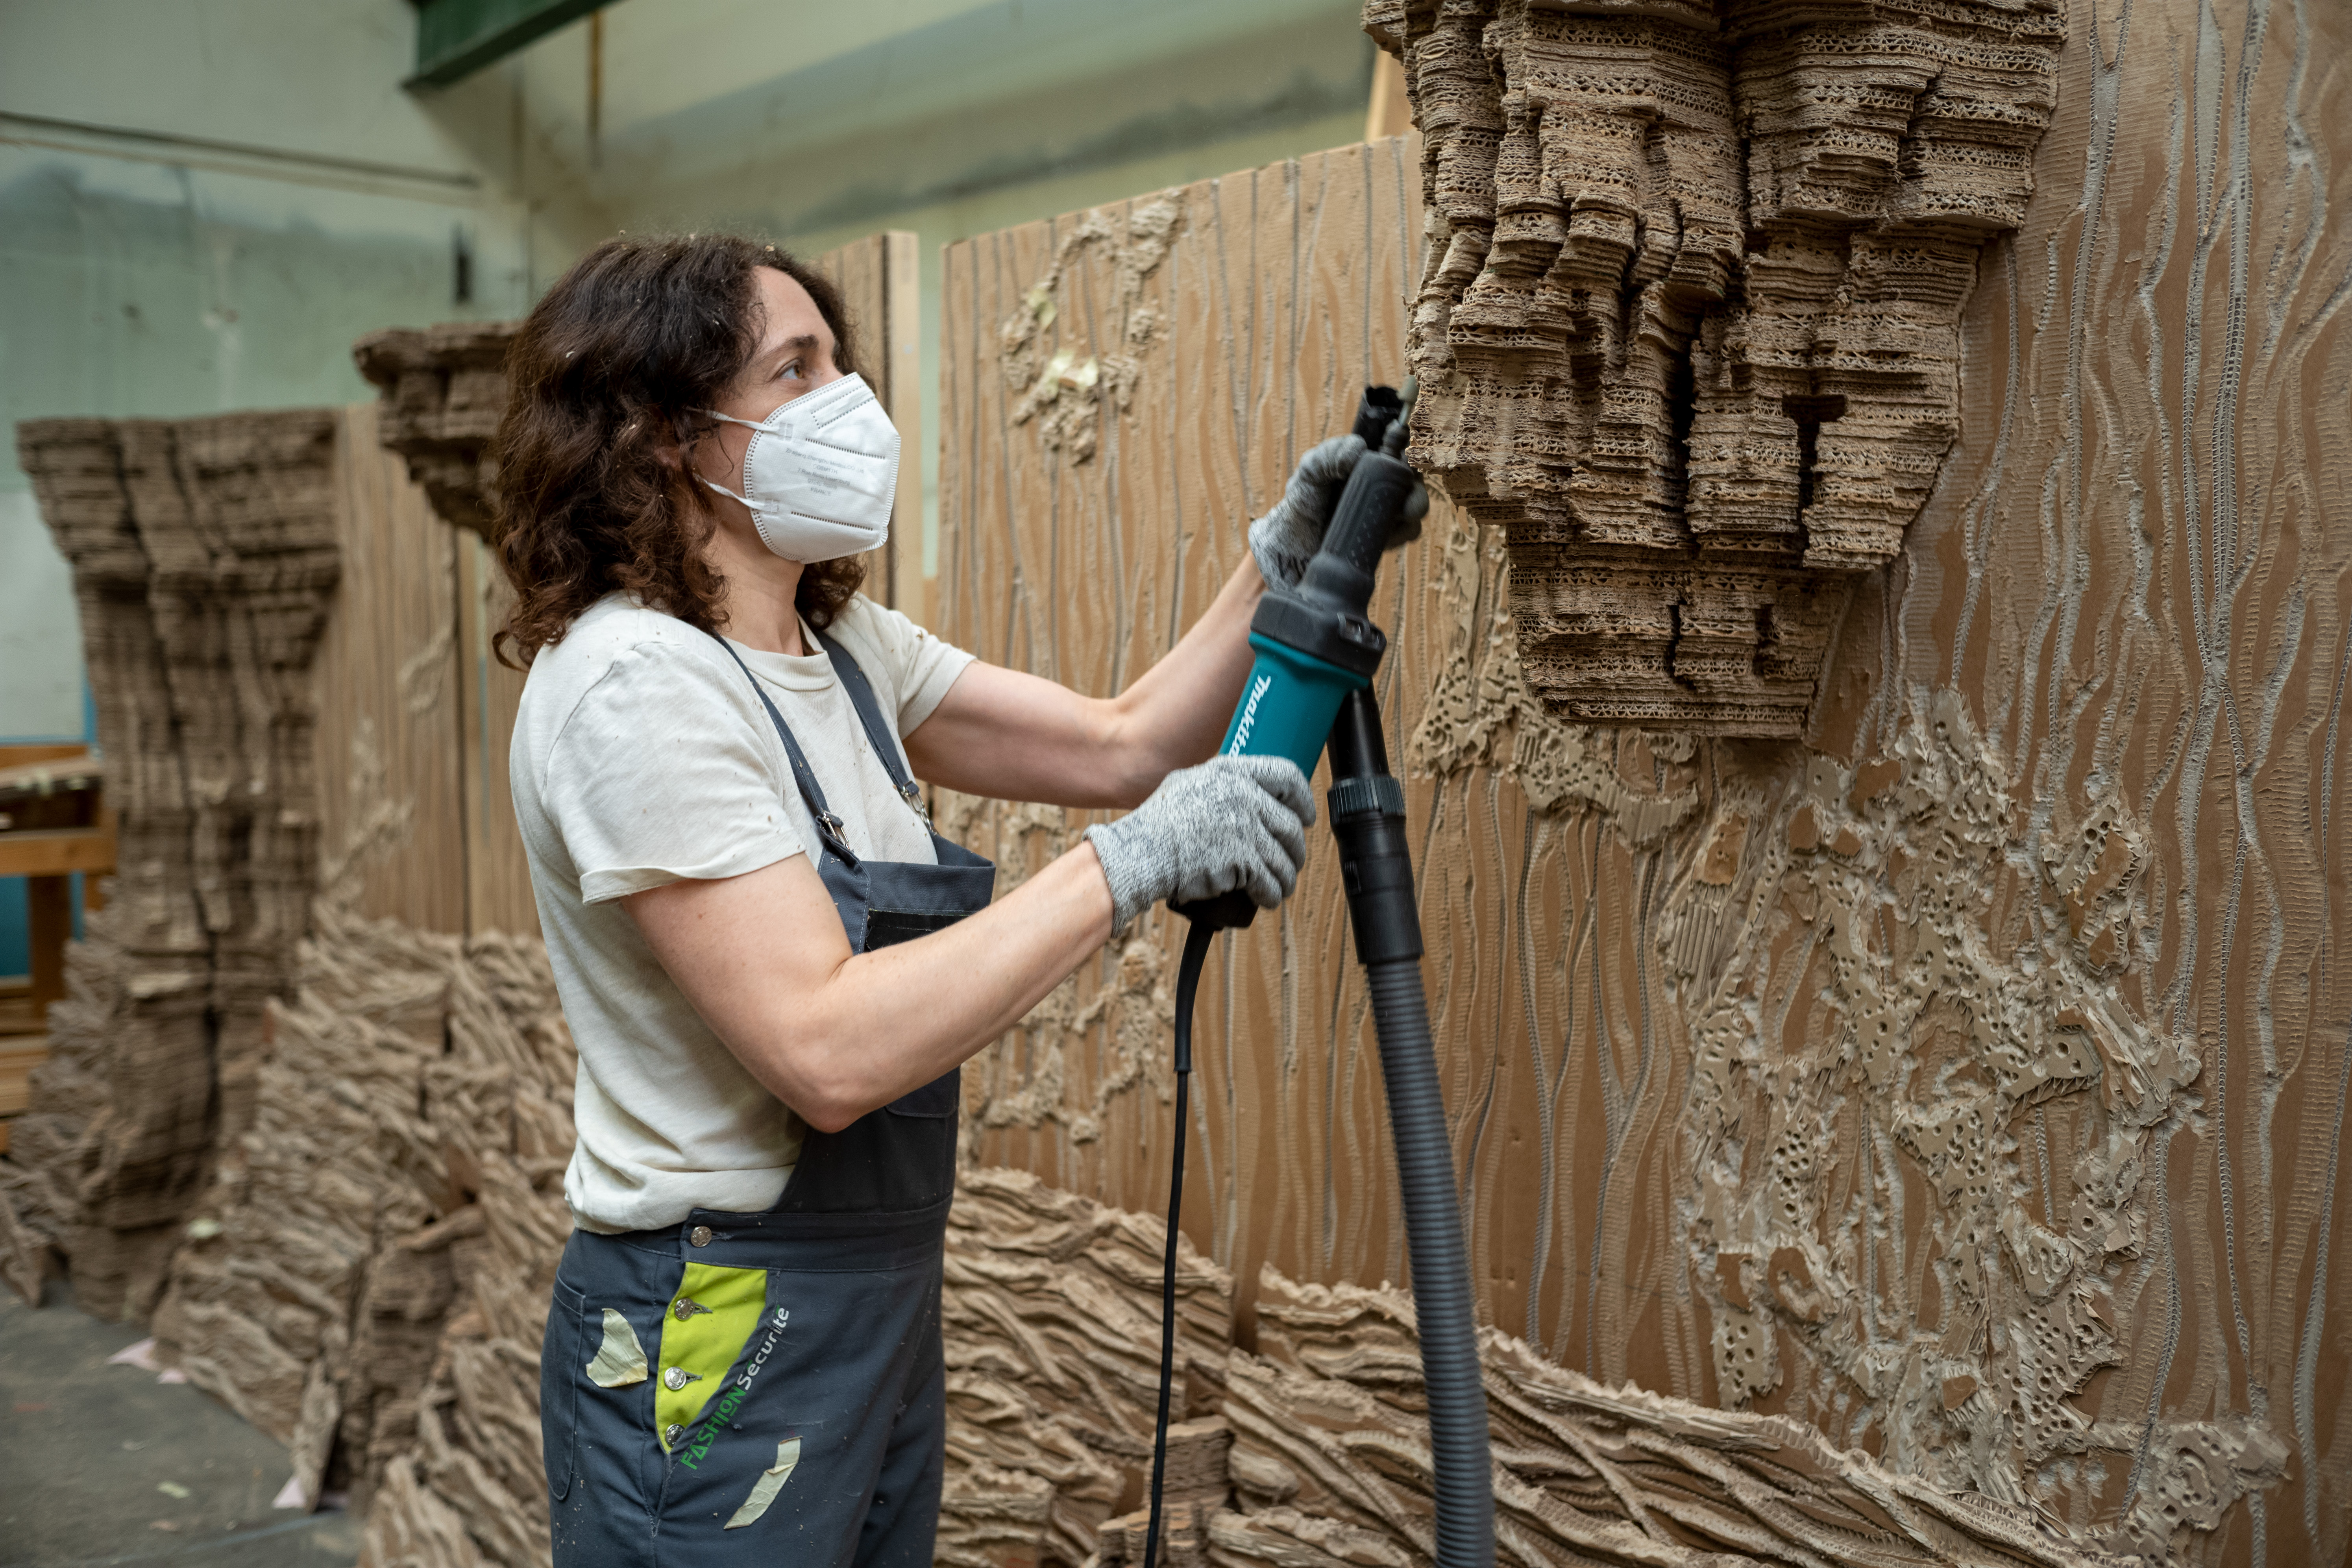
[1216,635,1367,778]
[1167,386,1411,936]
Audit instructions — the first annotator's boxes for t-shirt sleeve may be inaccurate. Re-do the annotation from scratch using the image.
[838,596,976,736]
[540,641,804,905]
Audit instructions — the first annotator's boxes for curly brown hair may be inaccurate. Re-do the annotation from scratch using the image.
[492,233,866,666]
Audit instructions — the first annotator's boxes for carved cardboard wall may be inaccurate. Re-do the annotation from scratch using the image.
[939,8,2352,1550]
[1367,0,2062,735]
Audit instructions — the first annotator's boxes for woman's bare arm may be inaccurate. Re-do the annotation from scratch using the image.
[627,842,1112,1133]
[903,556,1265,809]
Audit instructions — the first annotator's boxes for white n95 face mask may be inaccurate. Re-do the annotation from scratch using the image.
[701,372,900,562]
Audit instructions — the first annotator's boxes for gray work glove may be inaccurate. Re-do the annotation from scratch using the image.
[1084,754,1317,937]
[1247,433,1429,592]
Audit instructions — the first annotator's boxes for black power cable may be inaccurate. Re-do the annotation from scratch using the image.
[1140,919,1214,1568]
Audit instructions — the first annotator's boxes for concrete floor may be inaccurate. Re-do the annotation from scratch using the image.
[0,1278,360,1568]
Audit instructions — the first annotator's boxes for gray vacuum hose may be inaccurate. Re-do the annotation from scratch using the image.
[1364,958,1494,1568]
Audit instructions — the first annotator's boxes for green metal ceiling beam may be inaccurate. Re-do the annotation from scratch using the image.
[408,0,614,89]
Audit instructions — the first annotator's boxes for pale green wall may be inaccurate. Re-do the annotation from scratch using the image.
[0,0,573,470]
[0,153,531,459]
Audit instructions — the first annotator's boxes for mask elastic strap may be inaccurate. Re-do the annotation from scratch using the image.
[695,409,761,507]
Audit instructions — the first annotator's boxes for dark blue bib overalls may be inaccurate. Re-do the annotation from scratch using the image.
[541,631,994,1568]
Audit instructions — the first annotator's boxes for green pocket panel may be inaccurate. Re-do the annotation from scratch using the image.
[655,1261,767,1448]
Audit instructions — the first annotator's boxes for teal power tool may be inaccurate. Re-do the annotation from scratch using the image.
[1141,386,1496,1568]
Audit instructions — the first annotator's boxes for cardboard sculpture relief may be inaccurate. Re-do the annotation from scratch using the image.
[353,322,514,538]
[1368,0,2064,735]
[8,412,344,1319]
[939,0,2352,1554]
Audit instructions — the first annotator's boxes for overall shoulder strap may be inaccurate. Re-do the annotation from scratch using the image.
[814,629,926,811]
[707,633,860,867]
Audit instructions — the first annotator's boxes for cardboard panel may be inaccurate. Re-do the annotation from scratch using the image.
[456,528,537,937]
[939,133,1430,1321]
[939,25,2352,1548]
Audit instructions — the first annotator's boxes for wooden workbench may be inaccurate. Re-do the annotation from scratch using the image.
[0,747,111,1152]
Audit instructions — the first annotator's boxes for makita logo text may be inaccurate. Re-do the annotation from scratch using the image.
[1228,673,1274,755]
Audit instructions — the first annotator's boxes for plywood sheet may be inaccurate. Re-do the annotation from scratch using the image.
[309,403,539,940]
[937,8,2352,1546]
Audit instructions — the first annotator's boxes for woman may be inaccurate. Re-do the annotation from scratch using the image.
[498,233,1401,1568]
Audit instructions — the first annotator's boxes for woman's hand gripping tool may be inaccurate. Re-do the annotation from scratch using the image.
[1169,383,1419,934]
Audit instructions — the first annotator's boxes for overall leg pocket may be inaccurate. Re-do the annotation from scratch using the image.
[655,1256,940,1564]
[542,1278,588,1501]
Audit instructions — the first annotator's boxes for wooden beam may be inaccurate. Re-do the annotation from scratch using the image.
[812,232,928,624]
[0,745,90,771]
[310,404,470,932]
[1365,50,1411,142]
[409,0,616,89]
[455,527,540,937]
[0,828,115,879]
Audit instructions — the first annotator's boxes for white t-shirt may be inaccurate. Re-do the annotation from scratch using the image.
[512,591,976,1234]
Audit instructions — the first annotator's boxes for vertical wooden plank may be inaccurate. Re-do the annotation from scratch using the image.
[813,235,897,614]
[455,528,538,938]
[310,404,467,932]
[811,230,925,620]
[883,230,925,625]
[1365,48,1411,143]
